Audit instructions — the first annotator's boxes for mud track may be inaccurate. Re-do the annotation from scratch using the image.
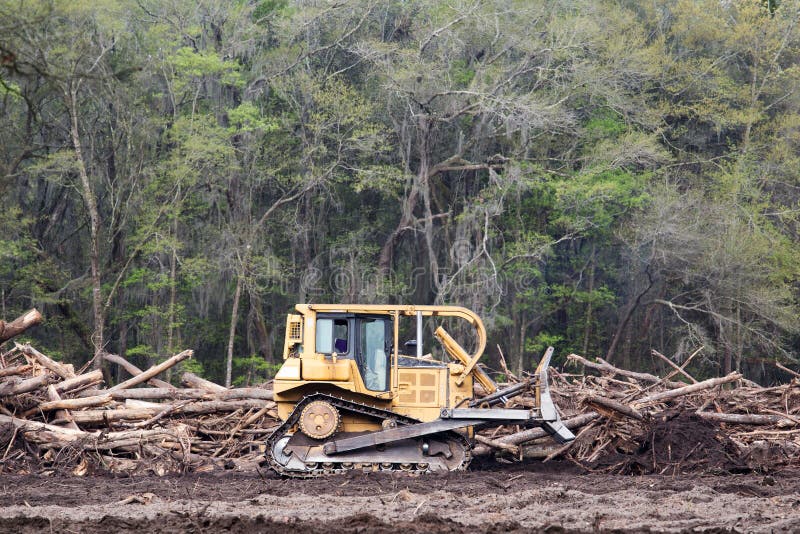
[2,461,799,533]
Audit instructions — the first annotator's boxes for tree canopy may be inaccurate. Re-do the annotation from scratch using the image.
[1,0,798,385]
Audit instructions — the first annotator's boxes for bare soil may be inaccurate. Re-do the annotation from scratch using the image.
[2,460,799,533]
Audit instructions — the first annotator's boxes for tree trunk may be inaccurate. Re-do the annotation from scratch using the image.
[417,117,439,294]
[723,345,732,376]
[250,293,272,361]
[66,86,104,369]
[582,243,596,355]
[516,312,526,376]
[605,267,654,364]
[166,212,178,381]
[377,179,419,276]
[225,275,243,388]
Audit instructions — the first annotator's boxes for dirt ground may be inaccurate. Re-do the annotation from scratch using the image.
[1,460,799,533]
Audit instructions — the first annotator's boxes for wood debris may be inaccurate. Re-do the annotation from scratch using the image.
[474,353,800,474]
[1,335,277,475]
[2,310,798,476]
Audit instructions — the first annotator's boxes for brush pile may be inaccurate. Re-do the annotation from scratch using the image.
[2,309,799,476]
[1,310,278,476]
[474,351,800,474]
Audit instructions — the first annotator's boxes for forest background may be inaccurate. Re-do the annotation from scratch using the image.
[1,0,798,387]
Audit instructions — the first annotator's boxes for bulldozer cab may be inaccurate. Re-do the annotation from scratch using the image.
[313,313,392,392]
[273,304,496,420]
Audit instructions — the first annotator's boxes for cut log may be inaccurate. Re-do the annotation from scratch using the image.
[660,346,703,384]
[568,353,687,389]
[0,364,31,378]
[173,399,275,414]
[18,343,75,379]
[472,412,602,455]
[697,412,798,426]
[521,442,563,459]
[0,413,87,445]
[46,385,80,430]
[474,434,520,455]
[103,352,174,389]
[55,369,104,394]
[775,362,800,380]
[651,349,698,384]
[181,371,227,392]
[37,393,114,412]
[0,372,53,396]
[107,350,192,392]
[219,388,273,401]
[241,403,277,428]
[585,395,644,421]
[632,372,741,408]
[105,387,273,402]
[0,309,43,343]
[69,407,165,424]
[124,399,164,409]
[107,388,214,401]
[0,414,190,450]
[70,399,273,424]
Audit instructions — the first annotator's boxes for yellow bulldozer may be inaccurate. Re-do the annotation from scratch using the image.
[267,304,573,476]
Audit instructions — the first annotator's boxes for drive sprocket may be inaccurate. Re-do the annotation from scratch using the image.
[298,400,340,440]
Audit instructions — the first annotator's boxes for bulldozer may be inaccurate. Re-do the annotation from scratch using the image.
[267,304,574,477]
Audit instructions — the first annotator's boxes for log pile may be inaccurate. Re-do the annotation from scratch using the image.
[1,324,278,475]
[474,351,800,474]
[2,308,799,476]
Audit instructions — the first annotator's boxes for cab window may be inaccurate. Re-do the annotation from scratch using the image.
[315,318,349,356]
[359,318,389,391]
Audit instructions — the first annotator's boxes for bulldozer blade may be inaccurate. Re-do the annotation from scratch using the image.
[323,418,479,455]
[535,347,575,444]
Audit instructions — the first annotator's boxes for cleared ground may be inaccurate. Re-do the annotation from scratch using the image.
[1,461,798,533]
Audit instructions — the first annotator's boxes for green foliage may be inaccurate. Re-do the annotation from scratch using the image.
[125,344,155,359]
[449,59,475,87]
[0,0,798,385]
[252,0,290,23]
[584,109,627,139]
[180,357,205,378]
[555,170,649,235]
[526,333,564,358]
[232,354,282,386]
[352,166,408,198]
[169,47,244,91]
[0,79,22,98]
[227,103,279,134]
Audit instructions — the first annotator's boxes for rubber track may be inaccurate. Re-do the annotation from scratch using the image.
[265,392,472,478]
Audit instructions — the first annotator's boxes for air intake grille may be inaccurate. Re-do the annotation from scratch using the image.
[289,319,302,341]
